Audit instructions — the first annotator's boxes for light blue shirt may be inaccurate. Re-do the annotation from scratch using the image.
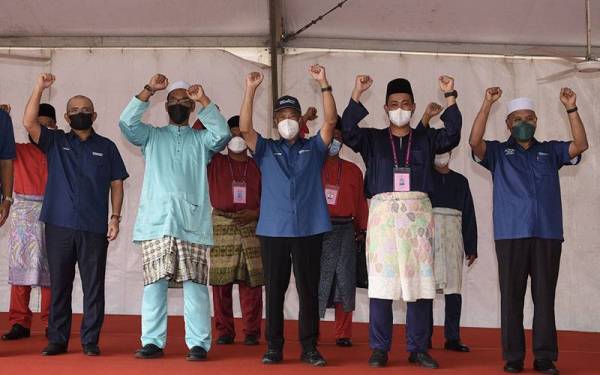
[119,96,230,245]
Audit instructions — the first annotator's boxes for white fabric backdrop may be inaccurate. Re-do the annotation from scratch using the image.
[0,49,598,332]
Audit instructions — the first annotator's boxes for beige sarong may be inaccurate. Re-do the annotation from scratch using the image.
[432,207,464,294]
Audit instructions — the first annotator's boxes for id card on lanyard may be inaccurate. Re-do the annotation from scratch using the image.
[389,128,412,192]
[228,156,249,204]
[323,159,343,206]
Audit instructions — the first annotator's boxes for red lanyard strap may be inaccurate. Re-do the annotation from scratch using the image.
[227,155,249,182]
[322,158,343,186]
[388,128,412,167]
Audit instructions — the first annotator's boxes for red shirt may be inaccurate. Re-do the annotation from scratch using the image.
[14,143,48,196]
[321,157,369,230]
[208,153,261,212]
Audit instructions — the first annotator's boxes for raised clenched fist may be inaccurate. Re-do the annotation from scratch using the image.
[37,73,55,90]
[354,75,373,94]
[484,87,502,104]
[187,84,206,102]
[559,87,577,109]
[246,71,264,89]
[309,64,327,83]
[438,75,455,93]
[148,74,169,91]
[424,102,443,118]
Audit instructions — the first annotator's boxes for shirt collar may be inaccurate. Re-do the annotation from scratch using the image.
[506,136,539,150]
[67,128,97,142]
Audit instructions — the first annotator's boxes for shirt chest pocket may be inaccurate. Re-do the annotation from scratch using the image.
[91,153,109,178]
[535,154,555,176]
[410,150,425,166]
[294,149,313,171]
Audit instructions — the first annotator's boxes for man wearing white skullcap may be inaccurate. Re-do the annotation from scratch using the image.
[469,87,588,374]
[119,74,230,361]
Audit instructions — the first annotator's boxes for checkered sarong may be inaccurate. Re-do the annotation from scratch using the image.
[140,236,209,286]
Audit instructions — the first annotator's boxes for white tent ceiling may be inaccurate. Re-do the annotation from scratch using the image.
[0,0,598,56]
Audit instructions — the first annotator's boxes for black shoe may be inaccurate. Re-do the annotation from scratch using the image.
[262,349,283,364]
[504,360,524,373]
[82,344,101,356]
[533,359,560,375]
[409,352,440,369]
[2,324,31,340]
[186,346,208,361]
[216,335,234,345]
[444,340,470,352]
[41,343,67,356]
[134,344,164,359]
[244,335,259,346]
[336,338,353,347]
[300,350,327,367]
[369,350,388,367]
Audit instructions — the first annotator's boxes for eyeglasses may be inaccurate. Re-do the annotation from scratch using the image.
[166,99,194,108]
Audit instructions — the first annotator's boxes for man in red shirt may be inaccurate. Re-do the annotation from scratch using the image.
[319,117,368,347]
[207,116,263,346]
[2,104,56,341]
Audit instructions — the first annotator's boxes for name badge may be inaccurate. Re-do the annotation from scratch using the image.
[232,181,247,204]
[393,167,411,192]
[324,184,340,206]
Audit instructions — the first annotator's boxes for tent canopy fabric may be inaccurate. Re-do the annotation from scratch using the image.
[0,0,598,55]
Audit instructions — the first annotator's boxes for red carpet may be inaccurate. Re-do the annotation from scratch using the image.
[0,313,598,375]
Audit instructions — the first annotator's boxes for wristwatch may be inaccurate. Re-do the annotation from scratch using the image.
[143,84,156,96]
[111,214,122,223]
[444,90,458,98]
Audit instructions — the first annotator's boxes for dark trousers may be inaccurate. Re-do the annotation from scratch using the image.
[495,238,562,362]
[45,224,108,347]
[428,294,462,343]
[212,281,263,338]
[260,234,323,352]
[369,298,433,353]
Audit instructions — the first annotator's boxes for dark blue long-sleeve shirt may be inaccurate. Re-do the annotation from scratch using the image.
[430,169,478,256]
[341,99,462,198]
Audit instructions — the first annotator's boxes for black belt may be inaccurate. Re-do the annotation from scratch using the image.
[331,217,354,225]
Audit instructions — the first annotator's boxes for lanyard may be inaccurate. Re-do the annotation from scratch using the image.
[322,158,343,186]
[227,155,249,182]
[388,128,413,167]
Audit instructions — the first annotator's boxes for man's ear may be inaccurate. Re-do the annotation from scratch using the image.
[64,113,70,124]
[92,112,98,123]
[383,104,389,114]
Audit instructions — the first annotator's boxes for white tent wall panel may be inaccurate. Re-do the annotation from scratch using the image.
[282,51,600,332]
[0,49,599,332]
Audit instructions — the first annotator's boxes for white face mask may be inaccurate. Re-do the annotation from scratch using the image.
[388,108,413,127]
[328,139,342,156]
[434,153,451,168]
[277,119,299,140]
[227,136,247,154]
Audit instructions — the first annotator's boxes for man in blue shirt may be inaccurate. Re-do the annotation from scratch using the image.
[470,87,588,375]
[342,74,462,369]
[0,105,16,227]
[23,73,129,357]
[239,65,337,367]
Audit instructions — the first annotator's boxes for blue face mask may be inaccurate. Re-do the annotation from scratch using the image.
[511,121,536,142]
[329,139,342,156]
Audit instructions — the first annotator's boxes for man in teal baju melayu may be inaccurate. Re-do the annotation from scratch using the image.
[119,74,230,361]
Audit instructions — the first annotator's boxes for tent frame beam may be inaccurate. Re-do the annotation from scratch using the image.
[0,36,269,48]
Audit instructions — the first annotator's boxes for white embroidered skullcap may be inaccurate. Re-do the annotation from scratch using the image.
[507,97,535,116]
[167,80,190,94]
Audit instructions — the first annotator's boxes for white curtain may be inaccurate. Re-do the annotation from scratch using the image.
[0,49,598,332]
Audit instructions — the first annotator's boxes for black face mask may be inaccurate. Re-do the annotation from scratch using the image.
[69,113,94,130]
[168,104,191,124]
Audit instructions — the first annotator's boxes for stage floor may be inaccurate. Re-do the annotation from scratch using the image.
[0,313,598,374]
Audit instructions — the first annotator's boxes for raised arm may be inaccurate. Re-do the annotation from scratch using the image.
[559,87,588,158]
[470,87,502,161]
[432,76,462,153]
[341,75,373,153]
[188,84,230,152]
[308,65,337,146]
[420,102,443,128]
[239,72,263,152]
[24,73,54,143]
[119,74,168,147]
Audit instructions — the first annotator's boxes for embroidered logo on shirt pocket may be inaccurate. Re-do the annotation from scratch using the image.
[299,149,311,154]
[92,152,104,157]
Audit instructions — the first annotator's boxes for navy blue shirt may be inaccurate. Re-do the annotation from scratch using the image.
[430,170,478,256]
[475,137,579,241]
[36,126,129,234]
[0,110,16,199]
[341,99,462,198]
[253,132,332,237]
